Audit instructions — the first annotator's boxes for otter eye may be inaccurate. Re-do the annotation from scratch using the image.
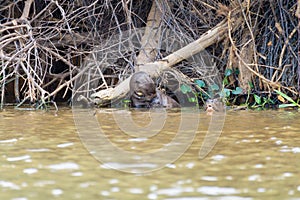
[135,91,144,97]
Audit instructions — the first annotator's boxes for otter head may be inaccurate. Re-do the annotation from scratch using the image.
[130,71,157,108]
[205,98,225,115]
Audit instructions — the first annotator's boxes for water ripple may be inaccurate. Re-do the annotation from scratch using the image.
[47,162,79,170]
[0,180,20,190]
[0,138,18,143]
[7,155,31,162]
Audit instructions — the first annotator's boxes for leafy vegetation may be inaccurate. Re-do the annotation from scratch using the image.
[0,0,298,110]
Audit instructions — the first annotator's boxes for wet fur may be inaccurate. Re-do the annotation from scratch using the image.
[129,72,179,108]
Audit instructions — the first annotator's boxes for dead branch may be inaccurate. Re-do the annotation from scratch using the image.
[0,0,299,108]
[91,19,230,102]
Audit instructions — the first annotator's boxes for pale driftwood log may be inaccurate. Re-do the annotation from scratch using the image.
[20,0,33,19]
[91,19,228,103]
[135,0,163,66]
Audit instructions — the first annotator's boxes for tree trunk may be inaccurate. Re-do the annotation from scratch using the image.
[238,29,254,92]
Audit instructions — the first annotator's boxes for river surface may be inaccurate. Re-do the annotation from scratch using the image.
[0,108,300,200]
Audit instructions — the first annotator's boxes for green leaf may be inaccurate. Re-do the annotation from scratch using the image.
[279,104,298,108]
[223,88,231,97]
[223,77,229,85]
[274,90,297,104]
[232,87,243,95]
[225,69,233,77]
[180,84,192,94]
[210,84,220,91]
[268,99,275,104]
[234,68,240,75]
[203,93,210,99]
[188,97,197,103]
[248,82,254,89]
[263,97,269,102]
[254,94,261,105]
[195,80,206,88]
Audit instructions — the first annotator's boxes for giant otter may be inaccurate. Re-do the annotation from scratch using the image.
[129,71,180,108]
[205,98,225,114]
[129,71,156,108]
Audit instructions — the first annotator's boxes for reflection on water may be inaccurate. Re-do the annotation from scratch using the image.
[0,109,300,199]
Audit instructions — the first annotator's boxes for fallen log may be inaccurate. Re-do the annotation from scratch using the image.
[91,11,243,104]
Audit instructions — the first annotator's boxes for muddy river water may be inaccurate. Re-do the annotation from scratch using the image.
[0,108,300,199]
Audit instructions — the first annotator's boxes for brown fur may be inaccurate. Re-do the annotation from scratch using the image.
[129,72,179,108]
[205,99,225,113]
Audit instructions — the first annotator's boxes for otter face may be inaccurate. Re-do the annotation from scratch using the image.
[205,98,225,114]
[130,72,157,108]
